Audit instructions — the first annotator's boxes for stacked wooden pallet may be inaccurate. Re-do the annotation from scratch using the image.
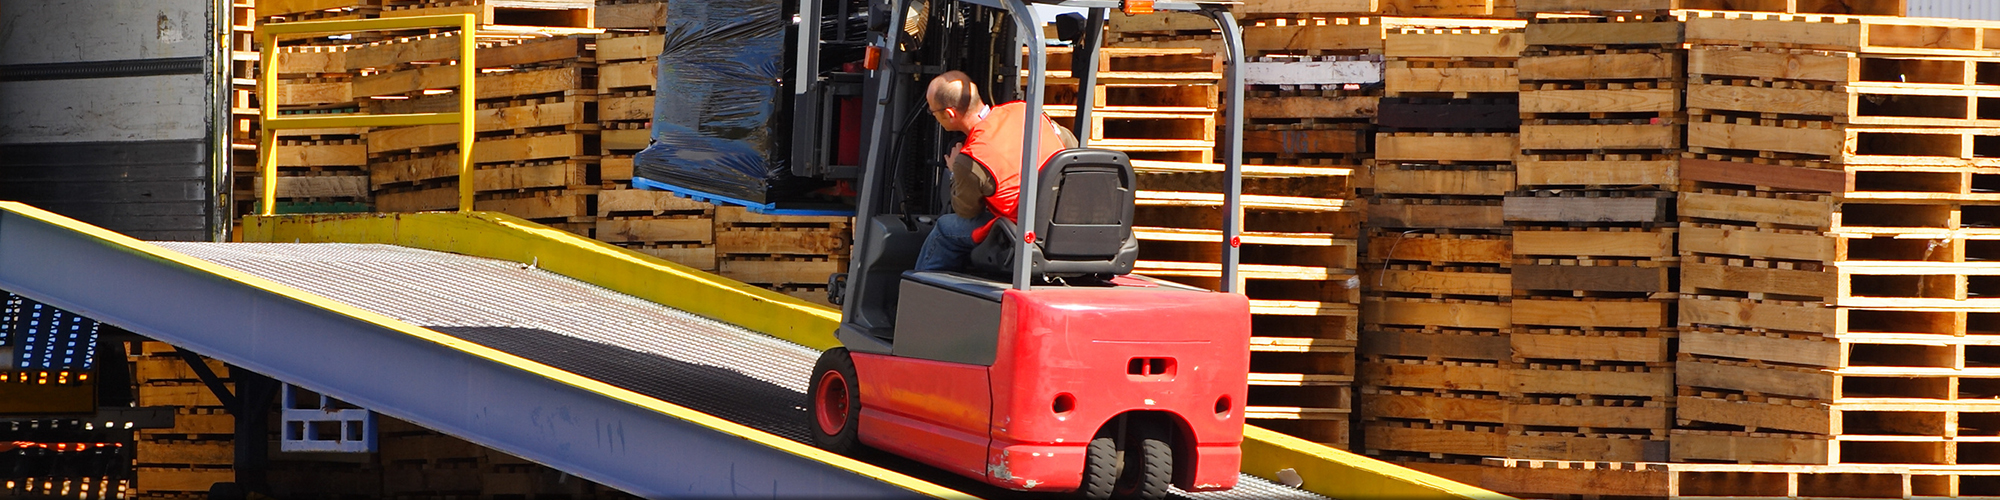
[1360,26,1525,465]
[1040,48,1220,164]
[593,0,667,30]
[1472,458,2000,499]
[1127,161,1361,449]
[128,342,236,500]
[595,30,659,181]
[713,207,851,306]
[228,0,262,227]
[589,29,727,271]
[238,44,374,220]
[1109,0,1520,51]
[369,417,632,499]
[378,0,595,29]
[1670,12,2000,471]
[1501,2,1685,465]
[357,34,602,236]
[1111,7,1381,450]
[259,0,383,22]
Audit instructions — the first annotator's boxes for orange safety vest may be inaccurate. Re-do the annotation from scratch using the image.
[960,101,1067,243]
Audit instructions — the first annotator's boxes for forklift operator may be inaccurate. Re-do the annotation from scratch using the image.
[914,71,1078,272]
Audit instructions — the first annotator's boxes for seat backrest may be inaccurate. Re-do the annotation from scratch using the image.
[970,148,1138,280]
[1032,149,1137,265]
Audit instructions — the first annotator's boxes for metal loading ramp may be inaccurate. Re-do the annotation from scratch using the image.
[152,242,1323,500]
[0,203,1379,499]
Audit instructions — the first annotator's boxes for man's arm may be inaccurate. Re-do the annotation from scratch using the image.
[949,151,986,219]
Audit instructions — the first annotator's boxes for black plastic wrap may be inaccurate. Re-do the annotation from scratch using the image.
[634,0,790,205]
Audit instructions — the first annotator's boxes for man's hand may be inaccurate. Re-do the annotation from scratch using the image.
[943,142,962,166]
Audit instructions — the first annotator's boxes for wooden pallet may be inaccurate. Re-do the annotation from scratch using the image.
[1689,57,2000,129]
[1237,0,1520,20]
[1450,458,2000,499]
[1684,10,2000,58]
[261,0,384,20]
[378,0,594,29]
[711,207,850,290]
[592,0,666,30]
[1526,12,1686,49]
[1518,0,1901,15]
[1368,231,1513,266]
[1368,197,1508,230]
[1383,29,1525,99]
[128,343,237,498]
[592,189,714,269]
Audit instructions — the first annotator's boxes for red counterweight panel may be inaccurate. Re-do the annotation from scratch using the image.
[987,287,1250,492]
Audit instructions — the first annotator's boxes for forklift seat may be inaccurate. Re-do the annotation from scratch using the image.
[970,148,1138,281]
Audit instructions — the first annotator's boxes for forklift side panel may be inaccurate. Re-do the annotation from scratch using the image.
[890,276,1003,365]
[852,352,992,479]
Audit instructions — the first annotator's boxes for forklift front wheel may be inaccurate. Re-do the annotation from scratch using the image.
[809,347,863,454]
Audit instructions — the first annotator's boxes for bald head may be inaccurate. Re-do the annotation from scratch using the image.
[927,71,985,132]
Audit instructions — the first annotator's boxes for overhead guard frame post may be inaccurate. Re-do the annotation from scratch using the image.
[839,0,910,328]
[1072,7,1108,149]
[1005,0,1044,289]
[1203,5,1246,293]
[257,14,478,216]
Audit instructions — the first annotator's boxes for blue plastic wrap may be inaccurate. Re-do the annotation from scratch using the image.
[634,0,791,205]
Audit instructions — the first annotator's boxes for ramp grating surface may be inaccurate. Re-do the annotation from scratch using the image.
[156,242,1327,500]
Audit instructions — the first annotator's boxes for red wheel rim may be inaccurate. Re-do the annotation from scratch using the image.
[814,370,850,436]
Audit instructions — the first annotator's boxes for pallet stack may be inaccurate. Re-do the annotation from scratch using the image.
[1044,47,1221,164]
[1359,25,1525,466]
[593,0,666,30]
[237,0,394,225]
[1107,7,1377,450]
[1671,12,2000,476]
[128,342,236,499]
[356,34,603,236]
[228,0,261,226]
[259,0,383,22]
[711,208,852,306]
[1499,2,1687,466]
[379,0,594,29]
[591,26,726,272]
[241,43,374,219]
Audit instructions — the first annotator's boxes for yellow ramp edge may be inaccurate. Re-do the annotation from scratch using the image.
[245,211,1514,500]
[0,204,960,498]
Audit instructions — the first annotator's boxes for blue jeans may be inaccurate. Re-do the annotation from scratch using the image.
[915,212,992,272]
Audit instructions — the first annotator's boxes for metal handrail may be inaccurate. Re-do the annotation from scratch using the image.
[257,14,478,215]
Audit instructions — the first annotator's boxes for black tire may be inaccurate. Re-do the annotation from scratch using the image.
[1079,436,1120,500]
[807,348,863,455]
[1115,420,1174,500]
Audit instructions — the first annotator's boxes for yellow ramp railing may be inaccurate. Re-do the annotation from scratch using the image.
[243,212,1516,500]
[258,15,478,215]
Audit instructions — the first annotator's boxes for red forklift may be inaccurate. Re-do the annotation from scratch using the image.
[635,0,1255,498]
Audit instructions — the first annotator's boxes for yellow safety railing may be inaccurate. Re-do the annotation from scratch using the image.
[258,15,478,215]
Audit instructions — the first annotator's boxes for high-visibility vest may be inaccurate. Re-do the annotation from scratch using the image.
[960,101,1067,243]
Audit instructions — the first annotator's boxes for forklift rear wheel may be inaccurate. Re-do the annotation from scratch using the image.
[1080,436,1120,500]
[1116,420,1174,500]
[809,348,863,455]
[1080,419,1174,500]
